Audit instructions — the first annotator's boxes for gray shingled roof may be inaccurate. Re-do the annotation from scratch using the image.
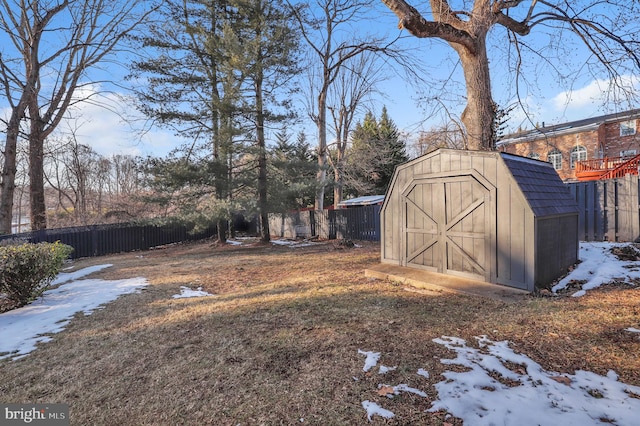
[500,153,579,217]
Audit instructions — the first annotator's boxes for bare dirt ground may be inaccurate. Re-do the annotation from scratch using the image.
[1,238,639,425]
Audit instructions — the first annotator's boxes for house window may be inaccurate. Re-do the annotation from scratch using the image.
[570,145,587,169]
[548,149,562,170]
[620,149,637,159]
[527,152,540,160]
[620,120,636,136]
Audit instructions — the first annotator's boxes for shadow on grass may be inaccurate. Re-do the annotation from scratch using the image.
[2,242,639,425]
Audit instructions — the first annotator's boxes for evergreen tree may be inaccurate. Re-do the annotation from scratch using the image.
[345,107,408,196]
[129,0,300,242]
[376,107,408,191]
[234,0,301,242]
[269,130,316,212]
[128,0,243,241]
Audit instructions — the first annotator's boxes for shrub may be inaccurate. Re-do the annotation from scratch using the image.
[0,242,74,312]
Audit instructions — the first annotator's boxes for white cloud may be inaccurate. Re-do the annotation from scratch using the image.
[504,75,640,132]
[549,75,639,121]
[0,83,180,159]
[551,79,608,110]
[62,84,179,158]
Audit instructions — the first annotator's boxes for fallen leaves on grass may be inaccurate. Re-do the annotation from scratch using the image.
[0,239,639,425]
[377,385,395,397]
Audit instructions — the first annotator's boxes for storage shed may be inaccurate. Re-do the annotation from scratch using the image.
[381,149,579,292]
[336,195,385,208]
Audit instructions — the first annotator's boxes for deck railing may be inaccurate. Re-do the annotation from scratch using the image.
[600,154,640,180]
[575,155,640,181]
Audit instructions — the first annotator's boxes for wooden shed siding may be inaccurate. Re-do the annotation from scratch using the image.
[442,152,452,172]
[496,183,513,282]
[495,180,534,289]
[383,150,501,277]
[616,178,639,242]
[381,149,576,292]
[447,179,481,275]
[512,204,528,285]
[382,188,399,261]
[535,215,579,286]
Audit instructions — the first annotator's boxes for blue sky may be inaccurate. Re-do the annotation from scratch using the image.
[1,1,638,158]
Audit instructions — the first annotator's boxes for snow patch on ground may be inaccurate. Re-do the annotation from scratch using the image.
[379,383,428,399]
[51,264,112,286]
[361,400,394,421]
[358,350,381,372]
[359,336,640,425]
[0,265,147,360]
[428,335,640,425]
[378,365,397,374]
[172,286,215,299]
[270,239,319,248]
[553,242,640,296]
[417,368,430,378]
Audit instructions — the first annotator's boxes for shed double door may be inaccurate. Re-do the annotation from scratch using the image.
[402,175,493,281]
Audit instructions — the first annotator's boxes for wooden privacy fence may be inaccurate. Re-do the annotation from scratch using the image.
[10,175,634,259]
[272,176,640,244]
[269,205,381,241]
[0,223,217,259]
[567,175,640,242]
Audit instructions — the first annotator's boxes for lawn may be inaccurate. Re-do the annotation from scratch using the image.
[1,239,640,425]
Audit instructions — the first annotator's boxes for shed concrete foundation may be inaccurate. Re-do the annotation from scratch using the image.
[365,263,530,303]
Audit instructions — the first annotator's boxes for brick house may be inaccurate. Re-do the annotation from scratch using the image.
[497,109,640,181]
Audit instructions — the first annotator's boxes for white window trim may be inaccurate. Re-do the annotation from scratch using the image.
[570,146,587,169]
[548,149,562,170]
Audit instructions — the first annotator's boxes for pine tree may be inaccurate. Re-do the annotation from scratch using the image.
[345,107,408,196]
[129,0,300,242]
[269,130,316,212]
[376,107,409,192]
[229,0,301,241]
[128,0,240,241]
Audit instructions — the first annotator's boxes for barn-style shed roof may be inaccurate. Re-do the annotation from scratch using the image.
[500,153,578,217]
[380,148,580,292]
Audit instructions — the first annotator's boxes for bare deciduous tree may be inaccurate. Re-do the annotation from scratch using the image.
[0,0,154,233]
[327,51,386,206]
[45,135,99,225]
[381,0,640,151]
[410,121,466,158]
[290,0,398,210]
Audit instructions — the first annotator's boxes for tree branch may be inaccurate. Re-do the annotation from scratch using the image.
[380,0,476,53]
[494,12,530,36]
[527,1,640,69]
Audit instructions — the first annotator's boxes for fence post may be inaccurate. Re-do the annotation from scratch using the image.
[614,179,619,242]
[90,226,98,256]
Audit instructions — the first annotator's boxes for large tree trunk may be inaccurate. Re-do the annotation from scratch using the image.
[315,90,328,211]
[0,112,22,234]
[380,0,497,150]
[29,126,47,231]
[256,74,270,243]
[333,167,343,208]
[333,138,346,206]
[453,38,495,151]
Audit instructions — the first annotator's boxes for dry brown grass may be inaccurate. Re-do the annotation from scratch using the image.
[1,239,640,425]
